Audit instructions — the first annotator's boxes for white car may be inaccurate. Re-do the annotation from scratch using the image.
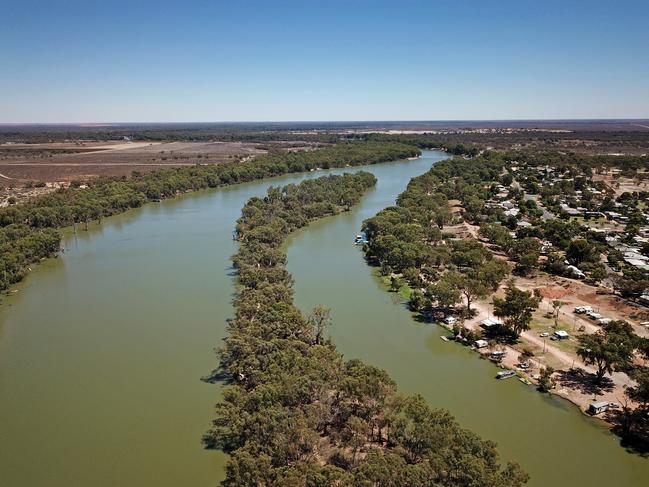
[539,332,550,337]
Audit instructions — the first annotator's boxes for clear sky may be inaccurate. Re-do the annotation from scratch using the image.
[2,0,648,123]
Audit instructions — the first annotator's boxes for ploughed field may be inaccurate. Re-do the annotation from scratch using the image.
[0,141,267,185]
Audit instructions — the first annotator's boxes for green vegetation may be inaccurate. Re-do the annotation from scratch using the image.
[576,321,637,385]
[362,154,510,319]
[537,367,555,393]
[205,173,528,486]
[492,283,542,338]
[360,149,649,453]
[0,141,419,292]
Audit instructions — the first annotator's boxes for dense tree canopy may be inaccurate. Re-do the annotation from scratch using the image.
[577,321,637,384]
[206,173,527,486]
[362,154,509,317]
[493,282,542,337]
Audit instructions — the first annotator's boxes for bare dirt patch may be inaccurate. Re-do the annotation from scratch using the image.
[592,172,649,197]
[0,141,267,186]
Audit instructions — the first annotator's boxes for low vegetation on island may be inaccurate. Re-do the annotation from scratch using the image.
[204,173,528,486]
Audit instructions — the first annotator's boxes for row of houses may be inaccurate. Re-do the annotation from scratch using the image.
[605,236,649,271]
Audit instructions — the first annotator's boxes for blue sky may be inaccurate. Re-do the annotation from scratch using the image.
[1,0,648,122]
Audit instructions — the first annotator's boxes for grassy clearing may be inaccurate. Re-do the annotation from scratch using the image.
[380,275,413,300]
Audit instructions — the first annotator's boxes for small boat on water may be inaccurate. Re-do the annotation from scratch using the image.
[496,370,517,380]
[353,233,368,245]
[440,336,450,342]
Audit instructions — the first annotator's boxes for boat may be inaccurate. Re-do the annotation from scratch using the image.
[496,370,517,380]
[489,350,507,362]
[518,377,532,385]
[440,336,450,342]
[353,233,368,245]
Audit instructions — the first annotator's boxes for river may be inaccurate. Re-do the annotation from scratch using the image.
[0,150,647,486]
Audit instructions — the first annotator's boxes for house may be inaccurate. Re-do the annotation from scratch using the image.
[588,401,612,415]
[624,250,649,271]
[588,226,606,233]
[480,318,503,328]
[625,259,649,271]
[560,203,581,216]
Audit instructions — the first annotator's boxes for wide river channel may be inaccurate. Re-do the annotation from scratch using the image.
[1,151,648,486]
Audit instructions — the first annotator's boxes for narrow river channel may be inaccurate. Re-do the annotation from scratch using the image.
[0,151,647,486]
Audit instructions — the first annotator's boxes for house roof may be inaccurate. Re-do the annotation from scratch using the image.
[590,401,609,409]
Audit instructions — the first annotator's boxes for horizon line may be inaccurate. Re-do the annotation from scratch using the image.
[2,117,649,126]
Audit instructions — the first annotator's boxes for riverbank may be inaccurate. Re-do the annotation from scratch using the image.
[360,151,649,459]
[378,268,623,420]
[288,151,649,487]
[0,140,420,294]
[3,150,649,486]
[0,151,438,487]
[434,312,635,424]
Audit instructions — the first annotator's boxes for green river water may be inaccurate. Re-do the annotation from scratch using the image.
[0,151,647,486]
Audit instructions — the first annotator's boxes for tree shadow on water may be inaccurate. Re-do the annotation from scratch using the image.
[606,407,649,457]
[201,368,232,384]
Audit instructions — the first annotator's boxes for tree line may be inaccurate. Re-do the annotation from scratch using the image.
[0,141,419,292]
[362,154,517,328]
[204,172,528,486]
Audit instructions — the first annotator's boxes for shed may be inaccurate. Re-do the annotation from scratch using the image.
[588,401,610,415]
[480,318,503,328]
